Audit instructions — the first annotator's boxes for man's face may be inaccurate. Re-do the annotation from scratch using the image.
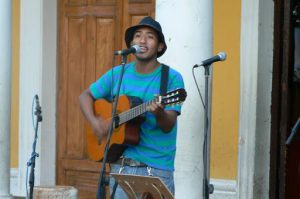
[132,26,164,61]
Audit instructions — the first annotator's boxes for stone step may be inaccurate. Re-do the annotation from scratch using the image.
[33,186,78,199]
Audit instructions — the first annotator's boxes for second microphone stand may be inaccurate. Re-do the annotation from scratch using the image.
[203,64,214,199]
[27,95,43,199]
[96,55,128,199]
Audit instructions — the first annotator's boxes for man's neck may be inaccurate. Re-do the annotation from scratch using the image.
[135,59,160,74]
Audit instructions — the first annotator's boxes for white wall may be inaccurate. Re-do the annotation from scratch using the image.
[39,0,57,186]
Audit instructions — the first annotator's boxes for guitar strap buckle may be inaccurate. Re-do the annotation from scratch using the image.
[118,158,125,174]
[147,166,153,176]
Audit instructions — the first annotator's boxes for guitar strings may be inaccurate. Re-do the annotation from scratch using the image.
[118,99,156,124]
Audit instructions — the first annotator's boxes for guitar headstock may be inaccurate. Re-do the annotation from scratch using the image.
[160,88,187,106]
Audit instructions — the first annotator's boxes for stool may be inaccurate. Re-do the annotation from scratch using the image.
[33,185,78,199]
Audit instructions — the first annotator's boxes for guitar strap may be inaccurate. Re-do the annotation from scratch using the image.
[160,64,169,95]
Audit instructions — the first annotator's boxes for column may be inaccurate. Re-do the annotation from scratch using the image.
[17,0,43,196]
[238,0,274,198]
[0,0,13,198]
[156,1,213,198]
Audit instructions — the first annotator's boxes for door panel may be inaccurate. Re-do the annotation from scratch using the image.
[95,18,116,76]
[57,0,155,198]
[66,17,87,158]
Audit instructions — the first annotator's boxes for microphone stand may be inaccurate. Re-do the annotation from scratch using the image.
[203,64,214,199]
[27,95,43,199]
[96,55,128,199]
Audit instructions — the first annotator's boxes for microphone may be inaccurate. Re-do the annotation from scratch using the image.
[194,52,227,68]
[114,45,141,56]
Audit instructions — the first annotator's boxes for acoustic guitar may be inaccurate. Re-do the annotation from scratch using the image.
[86,88,187,162]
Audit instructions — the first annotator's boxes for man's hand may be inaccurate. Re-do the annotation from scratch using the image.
[148,102,165,117]
[91,117,112,139]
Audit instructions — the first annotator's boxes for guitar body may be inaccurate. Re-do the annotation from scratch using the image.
[86,96,142,162]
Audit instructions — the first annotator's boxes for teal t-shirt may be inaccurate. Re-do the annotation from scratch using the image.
[90,62,185,171]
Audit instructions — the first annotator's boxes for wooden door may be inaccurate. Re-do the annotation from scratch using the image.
[57,0,155,198]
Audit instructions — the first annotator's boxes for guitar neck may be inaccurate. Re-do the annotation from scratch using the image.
[114,88,186,126]
[117,98,156,125]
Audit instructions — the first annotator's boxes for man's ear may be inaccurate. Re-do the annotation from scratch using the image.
[158,42,164,52]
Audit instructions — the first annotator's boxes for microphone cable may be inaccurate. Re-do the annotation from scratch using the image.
[192,67,205,109]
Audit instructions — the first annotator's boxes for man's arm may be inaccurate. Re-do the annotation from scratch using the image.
[148,102,178,133]
[79,88,109,137]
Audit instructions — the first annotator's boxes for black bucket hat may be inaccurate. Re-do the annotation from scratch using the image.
[125,16,167,57]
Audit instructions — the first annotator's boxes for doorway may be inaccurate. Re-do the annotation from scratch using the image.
[56,0,155,198]
[271,0,300,198]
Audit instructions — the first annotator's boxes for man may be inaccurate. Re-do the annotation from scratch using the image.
[79,16,185,198]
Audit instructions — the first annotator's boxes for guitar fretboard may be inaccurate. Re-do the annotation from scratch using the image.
[118,98,158,125]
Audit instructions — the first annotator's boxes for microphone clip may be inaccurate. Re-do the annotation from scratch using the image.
[34,95,43,122]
